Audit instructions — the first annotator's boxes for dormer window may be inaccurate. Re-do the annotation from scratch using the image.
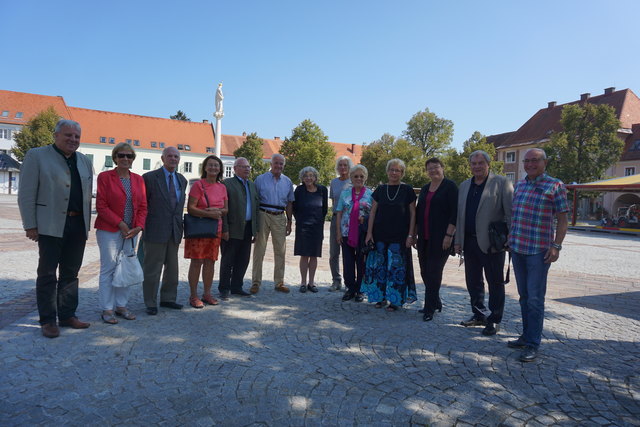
[15,112,23,118]
[184,145,191,151]
[100,137,106,143]
[177,144,184,150]
[151,141,157,147]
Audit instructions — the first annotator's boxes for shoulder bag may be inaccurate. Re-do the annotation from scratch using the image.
[112,238,144,288]
[184,181,218,239]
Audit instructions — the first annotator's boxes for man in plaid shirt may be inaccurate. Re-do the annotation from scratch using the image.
[508,148,569,362]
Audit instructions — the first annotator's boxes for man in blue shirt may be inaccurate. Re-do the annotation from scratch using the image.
[251,153,295,294]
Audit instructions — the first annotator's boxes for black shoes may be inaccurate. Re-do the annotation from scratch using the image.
[354,293,364,303]
[482,322,500,336]
[159,301,183,310]
[219,291,230,301]
[507,337,527,349]
[342,292,355,301]
[422,312,434,322]
[460,316,487,327]
[519,346,538,362]
[231,290,251,297]
[146,307,158,315]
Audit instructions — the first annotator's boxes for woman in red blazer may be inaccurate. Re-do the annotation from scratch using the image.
[95,143,147,324]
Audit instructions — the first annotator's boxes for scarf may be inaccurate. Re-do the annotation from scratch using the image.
[347,186,365,248]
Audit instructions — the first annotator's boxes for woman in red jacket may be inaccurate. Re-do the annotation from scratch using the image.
[95,143,147,324]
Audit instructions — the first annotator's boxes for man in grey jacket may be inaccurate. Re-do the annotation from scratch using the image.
[455,150,513,336]
[18,119,94,338]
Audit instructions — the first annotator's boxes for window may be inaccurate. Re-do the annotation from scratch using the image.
[505,152,516,163]
[159,142,165,148]
[0,129,11,139]
[15,112,23,118]
[100,137,106,143]
[177,144,184,150]
[126,139,132,144]
[109,137,115,144]
[85,153,94,164]
[506,172,516,182]
[184,162,192,173]
[206,147,214,153]
[1,111,8,117]
[625,167,636,176]
[143,158,151,170]
[133,140,140,146]
[631,140,640,151]
[151,141,157,148]
[105,155,113,167]
[224,165,233,178]
[184,145,191,151]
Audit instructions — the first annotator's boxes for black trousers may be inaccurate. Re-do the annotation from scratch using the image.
[417,238,450,315]
[36,215,87,325]
[341,240,365,294]
[463,234,506,323]
[219,221,253,293]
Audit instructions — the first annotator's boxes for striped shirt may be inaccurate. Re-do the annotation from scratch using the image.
[509,173,569,255]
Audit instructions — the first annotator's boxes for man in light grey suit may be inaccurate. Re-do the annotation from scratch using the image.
[18,119,93,338]
[141,146,188,315]
[455,150,513,336]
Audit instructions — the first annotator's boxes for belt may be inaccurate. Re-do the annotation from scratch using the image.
[67,211,82,217]
[260,208,284,216]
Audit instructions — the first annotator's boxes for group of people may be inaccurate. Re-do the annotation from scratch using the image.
[18,119,569,363]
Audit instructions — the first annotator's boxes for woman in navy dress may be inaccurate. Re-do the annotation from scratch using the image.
[293,166,328,293]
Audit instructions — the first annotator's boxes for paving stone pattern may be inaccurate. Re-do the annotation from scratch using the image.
[0,195,638,426]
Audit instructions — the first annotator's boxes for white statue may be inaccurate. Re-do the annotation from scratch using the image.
[215,83,224,114]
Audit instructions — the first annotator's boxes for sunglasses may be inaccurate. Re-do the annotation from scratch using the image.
[117,153,134,159]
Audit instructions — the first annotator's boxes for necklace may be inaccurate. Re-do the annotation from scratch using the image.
[386,183,401,201]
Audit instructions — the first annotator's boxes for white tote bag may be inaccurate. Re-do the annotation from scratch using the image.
[112,239,144,288]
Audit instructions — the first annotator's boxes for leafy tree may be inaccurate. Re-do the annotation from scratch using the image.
[403,108,454,157]
[170,110,190,121]
[233,132,269,180]
[546,103,622,184]
[279,119,336,185]
[12,106,60,161]
[360,133,424,188]
[443,131,504,185]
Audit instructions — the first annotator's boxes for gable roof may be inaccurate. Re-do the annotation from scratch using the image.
[496,88,640,149]
[0,90,73,125]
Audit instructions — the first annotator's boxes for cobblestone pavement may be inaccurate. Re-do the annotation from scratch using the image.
[0,195,638,426]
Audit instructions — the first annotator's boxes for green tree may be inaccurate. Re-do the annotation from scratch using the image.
[546,103,622,184]
[170,110,190,121]
[403,108,454,157]
[360,133,424,188]
[12,106,60,161]
[279,119,336,185]
[443,131,504,185]
[233,132,269,180]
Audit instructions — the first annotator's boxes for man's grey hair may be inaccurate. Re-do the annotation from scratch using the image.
[234,157,249,166]
[54,119,81,133]
[298,166,319,183]
[335,156,354,174]
[469,150,491,164]
[272,153,285,164]
[350,164,368,181]
[526,148,547,159]
[162,146,180,156]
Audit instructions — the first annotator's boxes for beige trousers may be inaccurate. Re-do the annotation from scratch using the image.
[252,211,287,287]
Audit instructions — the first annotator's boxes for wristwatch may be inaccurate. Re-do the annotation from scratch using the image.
[551,242,562,250]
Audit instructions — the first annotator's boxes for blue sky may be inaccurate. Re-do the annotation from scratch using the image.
[3,1,640,149]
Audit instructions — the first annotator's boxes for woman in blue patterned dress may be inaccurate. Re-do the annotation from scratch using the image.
[363,159,417,311]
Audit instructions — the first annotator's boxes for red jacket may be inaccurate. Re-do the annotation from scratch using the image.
[95,169,148,232]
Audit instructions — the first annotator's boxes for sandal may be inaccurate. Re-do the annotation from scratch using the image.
[201,294,219,306]
[115,309,136,320]
[101,312,118,324]
[190,296,205,309]
[375,300,386,309]
[307,284,318,293]
[386,305,398,312]
[299,284,307,293]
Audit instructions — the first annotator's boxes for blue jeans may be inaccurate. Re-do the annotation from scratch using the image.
[511,251,551,348]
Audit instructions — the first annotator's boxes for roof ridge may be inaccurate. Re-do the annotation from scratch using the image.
[68,106,213,125]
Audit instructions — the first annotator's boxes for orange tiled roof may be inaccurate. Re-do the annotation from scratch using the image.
[0,90,73,124]
[497,88,640,149]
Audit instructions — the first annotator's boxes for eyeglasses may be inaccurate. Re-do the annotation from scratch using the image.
[236,165,251,169]
[388,168,403,173]
[117,153,134,159]
[426,166,442,172]
[522,158,543,164]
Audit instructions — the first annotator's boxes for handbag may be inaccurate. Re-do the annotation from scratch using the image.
[184,181,218,239]
[488,221,511,284]
[112,238,144,288]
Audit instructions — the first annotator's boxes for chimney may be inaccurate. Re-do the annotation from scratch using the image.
[351,143,355,153]
[580,93,590,101]
[202,119,209,124]
[548,101,556,109]
[274,136,280,140]
[604,87,615,95]
[242,131,246,137]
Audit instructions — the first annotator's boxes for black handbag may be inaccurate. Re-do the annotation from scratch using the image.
[183,181,218,239]
[488,221,510,284]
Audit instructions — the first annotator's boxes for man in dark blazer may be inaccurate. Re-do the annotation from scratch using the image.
[455,150,513,336]
[18,119,93,338]
[219,157,260,299]
[141,146,188,315]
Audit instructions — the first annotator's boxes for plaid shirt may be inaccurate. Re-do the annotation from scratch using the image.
[509,173,569,255]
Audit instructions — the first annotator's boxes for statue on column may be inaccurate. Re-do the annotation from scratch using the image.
[215,83,224,116]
